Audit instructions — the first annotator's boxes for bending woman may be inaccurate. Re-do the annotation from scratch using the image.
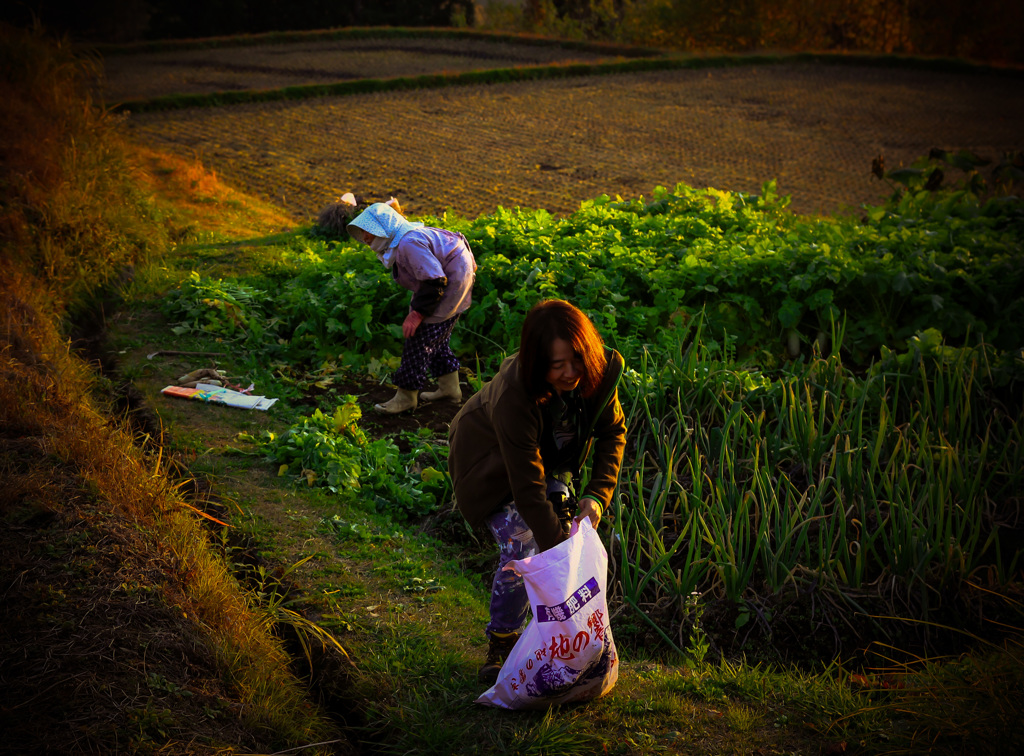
[348,202,476,413]
[448,299,627,684]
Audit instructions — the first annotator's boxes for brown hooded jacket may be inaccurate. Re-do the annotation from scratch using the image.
[448,347,626,551]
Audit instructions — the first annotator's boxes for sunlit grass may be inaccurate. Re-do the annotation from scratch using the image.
[0,27,167,318]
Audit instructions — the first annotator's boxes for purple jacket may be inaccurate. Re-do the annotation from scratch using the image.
[392,227,477,324]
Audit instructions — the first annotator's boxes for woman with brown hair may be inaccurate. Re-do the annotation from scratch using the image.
[448,299,627,684]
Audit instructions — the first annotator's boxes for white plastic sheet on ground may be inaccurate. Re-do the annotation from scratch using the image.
[161,383,278,410]
[476,517,618,709]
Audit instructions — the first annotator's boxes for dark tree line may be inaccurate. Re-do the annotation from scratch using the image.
[0,0,476,43]
[2,0,1017,63]
[524,0,1023,64]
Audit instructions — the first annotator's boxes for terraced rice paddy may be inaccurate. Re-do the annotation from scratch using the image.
[109,35,1024,221]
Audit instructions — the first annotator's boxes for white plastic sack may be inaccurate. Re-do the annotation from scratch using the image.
[475,516,618,709]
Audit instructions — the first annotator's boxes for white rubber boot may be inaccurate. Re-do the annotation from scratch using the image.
[420,371,462,403]
[374,387,418,414]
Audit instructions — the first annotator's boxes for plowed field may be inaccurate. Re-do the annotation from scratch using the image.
[102,36,617,103]
[115,38,1024,221]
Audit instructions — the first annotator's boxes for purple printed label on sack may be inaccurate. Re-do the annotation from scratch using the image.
[535,577,600,622]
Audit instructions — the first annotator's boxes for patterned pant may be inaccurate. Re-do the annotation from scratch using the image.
[391,314,461,390]
[484,501,539,638]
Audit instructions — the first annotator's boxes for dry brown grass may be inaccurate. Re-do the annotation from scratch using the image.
[131,145,295,241]
[1,25,160,316]
[0,262,345,753]
[0,23,345,754]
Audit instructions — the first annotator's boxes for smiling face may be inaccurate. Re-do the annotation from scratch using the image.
[545,337,584,395]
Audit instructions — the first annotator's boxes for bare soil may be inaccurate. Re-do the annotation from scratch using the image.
[112,43,1024,222]
[298,370,476,441]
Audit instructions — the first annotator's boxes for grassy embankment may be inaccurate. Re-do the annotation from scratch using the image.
[3,22,1022,756]
[0,23,343,755]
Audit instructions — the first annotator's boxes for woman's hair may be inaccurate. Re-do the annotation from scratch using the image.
[519,299,607,401]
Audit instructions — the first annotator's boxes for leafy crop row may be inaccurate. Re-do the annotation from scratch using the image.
[167,171,1023,381]
[615,321,1021,654]
[239,398,450,522]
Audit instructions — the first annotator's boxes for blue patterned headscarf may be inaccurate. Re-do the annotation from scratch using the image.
[347,202,423,266]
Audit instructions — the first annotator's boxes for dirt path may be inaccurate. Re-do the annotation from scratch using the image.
[120,54,1024,221]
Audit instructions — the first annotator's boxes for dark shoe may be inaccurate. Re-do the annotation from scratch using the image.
[477,631,520,685]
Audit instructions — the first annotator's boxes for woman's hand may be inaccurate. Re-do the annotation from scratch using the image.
[403,310,424,338]
[576,496,603,529]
